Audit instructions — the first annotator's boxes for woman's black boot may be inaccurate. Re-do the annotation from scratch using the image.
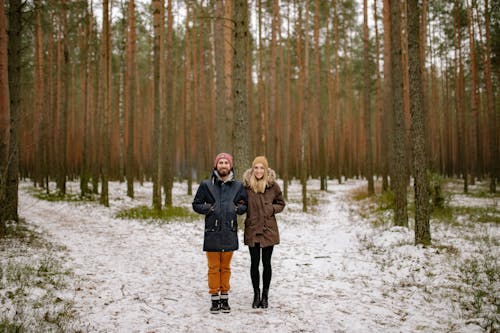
[252,288,260,308]
[260,289,269,309]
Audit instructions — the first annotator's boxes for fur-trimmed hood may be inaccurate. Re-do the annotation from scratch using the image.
[243,167,277,188]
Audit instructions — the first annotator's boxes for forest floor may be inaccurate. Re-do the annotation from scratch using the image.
[1,178,498,332]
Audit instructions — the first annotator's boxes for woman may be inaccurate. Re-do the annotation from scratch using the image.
[243,156,286,309]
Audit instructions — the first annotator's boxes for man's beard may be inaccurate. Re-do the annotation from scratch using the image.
[217,167,230,177]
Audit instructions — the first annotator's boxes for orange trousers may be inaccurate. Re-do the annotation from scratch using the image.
[206,251,233,294]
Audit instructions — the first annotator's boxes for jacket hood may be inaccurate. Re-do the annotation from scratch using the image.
[243,167,277,187]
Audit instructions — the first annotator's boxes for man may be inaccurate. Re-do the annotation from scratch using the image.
[192,152,248,314]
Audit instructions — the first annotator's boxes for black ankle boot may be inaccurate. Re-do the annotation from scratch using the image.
[210,294,220,314]
[260,289,269,309]
[252,288,260,308]
[220,293,231,313]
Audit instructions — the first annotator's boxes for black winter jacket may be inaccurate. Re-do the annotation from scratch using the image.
[192,171,248,252]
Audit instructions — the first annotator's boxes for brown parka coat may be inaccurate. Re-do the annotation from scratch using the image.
[243,168,286,248]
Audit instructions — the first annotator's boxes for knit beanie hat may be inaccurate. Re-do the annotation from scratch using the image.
[214,152,234,169]
[252,156,269,169]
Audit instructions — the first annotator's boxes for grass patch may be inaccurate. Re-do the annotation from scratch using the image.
[34,192,95,202]
[1,220,52,251]
[432,243,460,255]
[116,205,198,222]
[306,191,321,207]
[468,190,500,199]
[377,190,395,211]
[423,202,499,227]
[0,319,23,333]
[456,244,499,332]
[430,206,455,224]
[30,187,96,203]
[0,223,79,332]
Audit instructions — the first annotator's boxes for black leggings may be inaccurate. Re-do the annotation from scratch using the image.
[249,243,274,290]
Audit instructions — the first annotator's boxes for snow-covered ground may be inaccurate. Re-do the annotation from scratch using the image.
[4,178,499,332]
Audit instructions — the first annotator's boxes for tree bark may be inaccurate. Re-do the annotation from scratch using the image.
[184,0,193,193]
[57,0,69,196]
[364,0,374,195]
[382,0,393,192]
[152,0,163,210]
[163,0,175,207]
[298,2,309,212]
[374,0,383,187]
[0,0,10,233]
[33,0,44,187]
[467,1,479,184]
[270,0,279,169]
[390,0,408,227]
[80,4,92,197]
[100,0,111,206]
[232,0,251,179]
[484,0,498,193]
[408,0,431,245]
[214,0,229,153]
[126,0,137,198]
[454,0,468,193]
[4,0,22,222]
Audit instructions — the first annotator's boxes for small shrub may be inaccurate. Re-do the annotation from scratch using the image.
[307,192,320,207]
[431,206,454,224]
[377,190,394,211]
[429,173,446,209]
[351,188,370,201]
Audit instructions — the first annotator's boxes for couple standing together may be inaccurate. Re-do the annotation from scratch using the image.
[192,153,286,314]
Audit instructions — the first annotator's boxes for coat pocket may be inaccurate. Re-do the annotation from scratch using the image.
[230,220,237,232]
[205,215,220,232]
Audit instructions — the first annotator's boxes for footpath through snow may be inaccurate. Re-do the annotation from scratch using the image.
[18,179,481,333]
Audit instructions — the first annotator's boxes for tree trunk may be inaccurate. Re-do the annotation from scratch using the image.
[224,0,234,154]
[232,0,251,179]
[33,0,44,188]
[333,0,341,184]
[364,0,374,195]
[484,0,497,193]
[57,0,69,196]
[454,0,468,193]
[270,0,279,169]
[281,4,291,199]
[382,0,393,192]
[4,0,22,222]
[374,0,383,188]
[184,0,193,194]
[152,0,163,210]
[80,4,91,197]
[390,0,408,227]
[126,0,137,198]
[314,0,327,191]
[100,0,111,207]
[163,0,175,206]
[214,0,229,153]
[467,1,478,184]
[0,0,10,233]
[408,0,431,245]
[298,2,309,212]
